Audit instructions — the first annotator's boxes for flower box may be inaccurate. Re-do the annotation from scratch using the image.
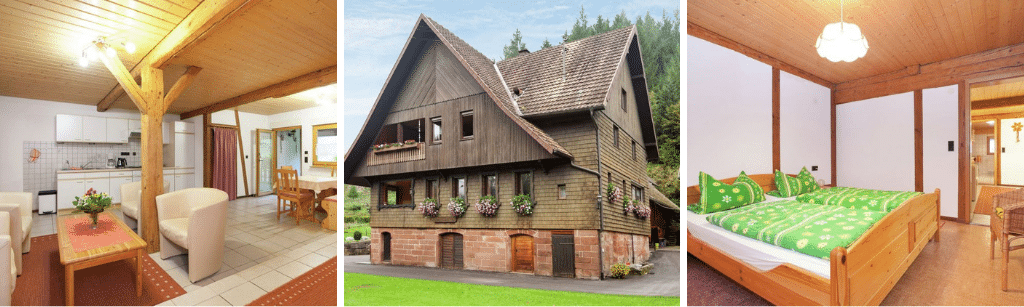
[373,142,421,154]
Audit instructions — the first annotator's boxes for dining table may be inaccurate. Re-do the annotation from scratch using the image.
[296,175,337,225]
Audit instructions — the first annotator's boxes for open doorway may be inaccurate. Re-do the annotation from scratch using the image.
[275,126,302,175]
[967,75,1024,225]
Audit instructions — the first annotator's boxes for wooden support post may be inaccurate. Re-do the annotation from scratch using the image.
[914,90,923,192]
[139,64,165,254]
[234,109,250,196]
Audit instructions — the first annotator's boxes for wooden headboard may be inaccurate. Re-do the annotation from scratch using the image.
[685,173,796,205]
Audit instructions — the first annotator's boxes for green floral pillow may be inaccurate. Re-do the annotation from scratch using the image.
[694,172,761,214]
[774,167,821,197]
[735,171,766,204]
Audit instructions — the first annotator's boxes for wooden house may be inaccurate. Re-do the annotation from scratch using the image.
[344,15,666,279]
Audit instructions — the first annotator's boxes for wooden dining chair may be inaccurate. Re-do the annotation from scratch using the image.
[275,168,313,224]
[992,188,1024,291]
[271,166,295,191]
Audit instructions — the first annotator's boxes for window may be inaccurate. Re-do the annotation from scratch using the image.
[558,184,567,199]
[452,177,467,199]
[515,172,532,198]
[380,179,413,206]
[461,111,474,140]
[613,126,620,148]
[989,137,996,155]
[375,119,425,147]
[632,184,643,203]
[426,179,438,199]
[632,141,637,161]
[431,117,442,144]
[482,174,498,197]
[621,88,627,112]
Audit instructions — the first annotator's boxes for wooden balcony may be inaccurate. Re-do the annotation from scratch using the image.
[367,143,425,166]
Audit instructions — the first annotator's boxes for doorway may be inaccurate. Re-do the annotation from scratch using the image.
[274,126,302,176]
[966,75,1024,225]
[439,233,463,269]
[511,235,534,273]
[551,232,575,278]
[382,232,392,262]
[255,129,275,196]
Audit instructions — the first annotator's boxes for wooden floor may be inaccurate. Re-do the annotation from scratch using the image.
[882,221,1024,305]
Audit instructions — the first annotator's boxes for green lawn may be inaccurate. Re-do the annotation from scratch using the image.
[344,185,371,239]
[343,273,680,306]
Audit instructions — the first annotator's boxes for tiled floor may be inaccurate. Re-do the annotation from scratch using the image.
[30,195,337,306]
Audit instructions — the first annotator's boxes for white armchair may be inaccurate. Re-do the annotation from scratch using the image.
[156,188,229,283]
[120,181,170,236]
[0,212,16,306]
[0,192,32,275]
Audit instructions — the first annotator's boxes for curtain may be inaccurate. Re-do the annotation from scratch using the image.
[212,127,237,201]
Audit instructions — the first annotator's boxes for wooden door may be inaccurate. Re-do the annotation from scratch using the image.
[382,232,392,262]
[552,233,575,278]
[440,233,463,269]
[512,235,534,272]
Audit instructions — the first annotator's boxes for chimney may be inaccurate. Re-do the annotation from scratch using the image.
[518,48,530,56]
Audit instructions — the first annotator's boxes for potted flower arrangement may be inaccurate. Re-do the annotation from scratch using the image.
[404,139,417,145]
[417,198,439,218]
[622,195,638,215]
[634,205,651,219]
[373,143,387,151]
[606,182,623,203]
[72,188,112,229]
[511,194,534,216]
[610,262,631,279]
[447,197,467,218]
[474,195,500,217]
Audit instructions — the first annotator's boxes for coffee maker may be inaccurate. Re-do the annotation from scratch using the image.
[116,158,128,168]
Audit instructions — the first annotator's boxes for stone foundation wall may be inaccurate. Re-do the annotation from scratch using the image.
[371,228,632,279]
[344,241,370,255]
[600,231,650,276]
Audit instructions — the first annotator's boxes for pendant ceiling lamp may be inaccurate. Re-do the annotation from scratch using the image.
[815,0,869,62]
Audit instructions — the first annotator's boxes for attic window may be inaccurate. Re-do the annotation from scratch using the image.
[621,88,627,112]
[375,119,424,147]
[461,111,474,140]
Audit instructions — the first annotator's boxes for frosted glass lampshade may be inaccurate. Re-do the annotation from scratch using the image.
[815,22,869,62]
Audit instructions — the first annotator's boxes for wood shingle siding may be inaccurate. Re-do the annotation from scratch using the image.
[596,112,650,235]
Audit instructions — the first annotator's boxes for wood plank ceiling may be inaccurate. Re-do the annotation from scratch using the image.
[0,0,336,115]
[688,0,1024,85]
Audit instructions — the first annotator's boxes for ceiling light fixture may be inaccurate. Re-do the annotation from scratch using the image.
[77,36,135,68]
[815,0,869,62]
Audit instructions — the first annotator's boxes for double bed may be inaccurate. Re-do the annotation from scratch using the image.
[687,173,940,306]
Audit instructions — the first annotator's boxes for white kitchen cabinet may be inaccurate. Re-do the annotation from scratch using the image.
[106,118,129,143]
[174,121,195,133]
[83,173,110,201]
[109,174,133,204]
[82,116,106,142]
[164,121,172,145]
[174,168,196,190]
[174,133,195,167]
[129,119,141,134]
[57,175,86,210]
[164,174,175,192]
[55,114,83,142]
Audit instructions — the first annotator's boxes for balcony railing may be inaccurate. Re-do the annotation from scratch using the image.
[366,142,425,166]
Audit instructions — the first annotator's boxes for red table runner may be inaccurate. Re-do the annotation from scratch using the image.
[63,214,134,253]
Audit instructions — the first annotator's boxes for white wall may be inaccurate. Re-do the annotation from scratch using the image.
[686,35,772,185]
[923,85,959,217]
[779,71,832,184]
[211,110,270,197]
[0,95,182,208]
[1000,117,1024,185]
[837,92,915,191]
[268,104,337,177]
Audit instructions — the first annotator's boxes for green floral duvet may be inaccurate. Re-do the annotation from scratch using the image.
[706,200,885,259]
[795,187,922,213]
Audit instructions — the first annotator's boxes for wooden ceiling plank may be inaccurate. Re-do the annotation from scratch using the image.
[5,0,172,38]
[162,66,202,111]
[97,0,253,112]
[43,0,179,31]
[687,21,834,87]
[179,65,337,119]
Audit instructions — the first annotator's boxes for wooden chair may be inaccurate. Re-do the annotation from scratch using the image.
[275,168,313,224]
[992,188,1024,291]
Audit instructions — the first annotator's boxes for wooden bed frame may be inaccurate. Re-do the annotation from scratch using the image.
[687,173,940,306]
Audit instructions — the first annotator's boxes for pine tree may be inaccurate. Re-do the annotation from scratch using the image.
[502,29,527,60]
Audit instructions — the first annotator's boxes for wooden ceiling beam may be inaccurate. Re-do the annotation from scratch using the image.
[96,0,253,112]
[179,65,337,119]
[95,43,147,112]
[836,42,1024,104]
[972,95,1024,110]
[163,66,203,112]
[687,22,835,89]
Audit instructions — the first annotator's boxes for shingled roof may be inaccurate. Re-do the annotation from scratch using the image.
[421,16,572,158]
[496,27,634,116]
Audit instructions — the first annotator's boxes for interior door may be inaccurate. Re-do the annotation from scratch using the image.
[440,233,463,269]
[256,129,275,196]
[512,235,534,273]
[552,233,575,278]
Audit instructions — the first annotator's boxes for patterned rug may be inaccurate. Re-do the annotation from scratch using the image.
[247,256,337,306]
[11,234,186,306]
[686,253,769,306]
[975,186,1019,215]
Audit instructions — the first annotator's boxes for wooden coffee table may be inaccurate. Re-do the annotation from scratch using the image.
[56,211,147,306]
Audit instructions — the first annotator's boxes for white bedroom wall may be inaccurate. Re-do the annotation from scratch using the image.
[1000,117,1024,185]
[923,85,959,217]
[779,70,832,184]
[836,92,915,191]
[686,35,772,185]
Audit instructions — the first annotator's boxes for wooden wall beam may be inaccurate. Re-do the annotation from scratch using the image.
[914,90,923,192]
[958,82,971,223]
[179,65,337,119]
[687,22,834,89]
[772,67,781,171]
[163,66,203,111]
[836,42,1024,104]
[96,0,253,112]
[831,89,837,186]
[971,95,1024,110]
[234,109,250,196]
[203,113,213,188]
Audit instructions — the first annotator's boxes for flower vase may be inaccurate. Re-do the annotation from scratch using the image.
[88,212,100,229]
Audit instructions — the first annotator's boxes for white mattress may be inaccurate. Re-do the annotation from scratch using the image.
[687,197,831,279]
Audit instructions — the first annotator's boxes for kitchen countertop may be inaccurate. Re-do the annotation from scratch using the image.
[57,166,194,174]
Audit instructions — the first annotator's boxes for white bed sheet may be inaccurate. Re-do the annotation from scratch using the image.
[687,197,831,279]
